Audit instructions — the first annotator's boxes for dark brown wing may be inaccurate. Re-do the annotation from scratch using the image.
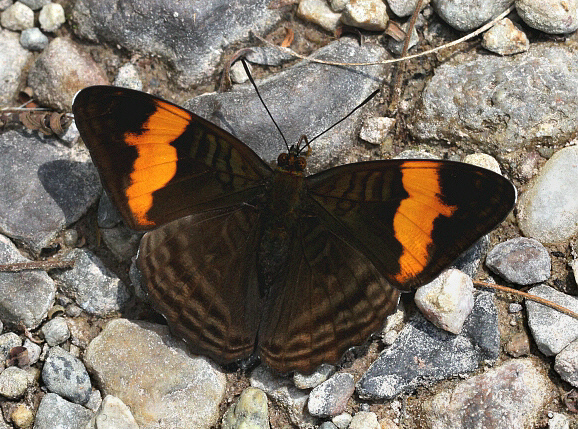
[306,159,517,291]
[258,213,400,374]
[73,86,272,230]
[137,203,263,363]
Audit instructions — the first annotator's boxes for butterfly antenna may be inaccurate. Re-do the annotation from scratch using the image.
[302,87,380,152]
[241,59,290,151]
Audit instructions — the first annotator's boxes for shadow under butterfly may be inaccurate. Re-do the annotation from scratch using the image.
[72,85,516,374]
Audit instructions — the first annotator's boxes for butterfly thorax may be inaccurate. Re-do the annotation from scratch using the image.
[257,167,307,295]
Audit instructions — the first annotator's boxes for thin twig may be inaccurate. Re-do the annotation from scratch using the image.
[474,280,578,320]
[0,260,75,272]
[389,0,424,114]
[253,6,514,67]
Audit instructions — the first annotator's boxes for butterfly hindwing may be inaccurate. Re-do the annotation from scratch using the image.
[306,160,516,291]
[137,204,264,364]
[258,212,400,374]
[72,86,273,230]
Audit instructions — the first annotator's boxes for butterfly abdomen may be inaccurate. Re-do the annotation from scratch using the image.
[257,170,308,295]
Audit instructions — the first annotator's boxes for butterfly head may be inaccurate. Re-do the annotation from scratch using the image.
[277,144,307,173]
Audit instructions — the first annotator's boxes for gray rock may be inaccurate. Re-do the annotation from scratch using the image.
[504,332,531,357]
[33,393,93,429]
[414,269,475,334]
[422,358,555,429]
[0,131,101,252]
[42,346,92,404]
[85,395,139,429]
[222,387,269,429]
[486,237,550,284]
[19,27,48,51]
[308,373,355,418]
[319,422,339,429]
[112,63,143,91]
[22,338,41,364]
[244,46,294,67]
[250,365,318,428]
[0,332,22,364]
[517,0,578,34]
[297,0,342,32]
[548,413,571,429]
[186,38,387,174]
[517,146,578,244]
[0,235,55,329]
[71,0,281,88]
[359,117,395,145]
[293,363,336,390]
[451,235,490,280]
[99,224,143,263]
[0,29,33,105]
[38,2,65,32]
[0,2,33,30]
[411,44,578,154]
[84,319,226,429]
[482,17,529,56]
[18,0,48,10]
[349,411,379,429]
[329,0,349,12]
[229,60,250,84]
[0,0,13,11]
[41,317,70,346]
[357,292,499,400]
[332,413,352,429]
[341,0,388,31]
[0,366,29,399]
[433,0,513,31]
[463,153,502,174]
[526,284,578,356]
[53,249,130,316]
[388,0,425,17]
[28,37,108,111]
[554,339,578,387]
[96,192,123,229]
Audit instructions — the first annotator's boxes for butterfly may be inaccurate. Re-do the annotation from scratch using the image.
[72,85,516,374]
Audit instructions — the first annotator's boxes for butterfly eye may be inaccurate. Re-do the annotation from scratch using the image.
[295,156,307,171]
[277,153,289,167]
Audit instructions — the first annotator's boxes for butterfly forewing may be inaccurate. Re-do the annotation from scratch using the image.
[137,204,264,363]
[73,86,273,230]
[306,160,516,291]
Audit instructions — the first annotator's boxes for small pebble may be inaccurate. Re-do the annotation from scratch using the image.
[113,63,143,91]
[229,60,250,84]
[38,2,65,32]
[517,0,578,34]
[359,116,395,145]
[11,403,34,428]
[350,411,379,429]
[41,317,70,346]
[332,412,352,429]
[341,0,388,31]
[62,229,79,247]
[0,2,34,31]
[19,27,48,51]
[297,0,342,32]
[482,17,529,56]
[486,238,550,285]
[0,366,29,399]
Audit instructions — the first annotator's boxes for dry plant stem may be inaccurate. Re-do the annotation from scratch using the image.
[388,0,424,114]
[474,280,578,320]
[254,6,514,67]
[0,260,75,272]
